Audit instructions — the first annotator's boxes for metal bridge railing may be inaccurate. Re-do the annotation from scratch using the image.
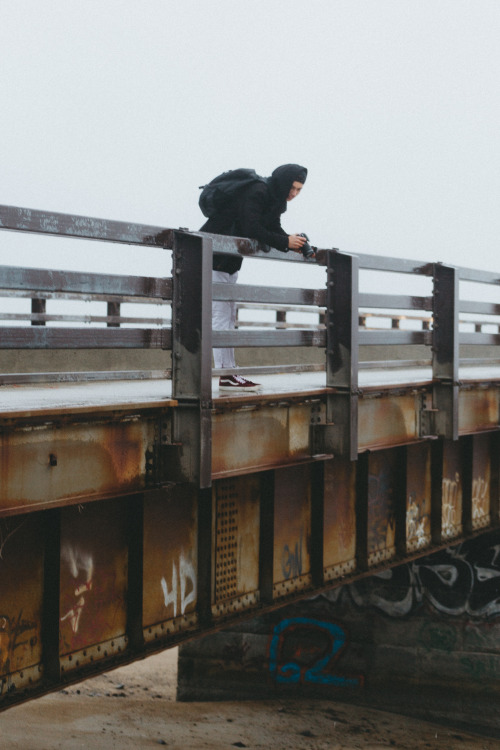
[1,204,500,400]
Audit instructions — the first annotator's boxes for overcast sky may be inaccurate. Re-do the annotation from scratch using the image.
[1,0,499,290]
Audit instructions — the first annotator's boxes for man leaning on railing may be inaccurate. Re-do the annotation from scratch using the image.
[199,163,309,393]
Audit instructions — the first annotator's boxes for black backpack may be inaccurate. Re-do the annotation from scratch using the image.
[198,168,267,218]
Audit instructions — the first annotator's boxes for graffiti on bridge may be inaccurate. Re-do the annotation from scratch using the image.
[0,612,38,687]
[281,533,303,580]
[160,551,197,618]
[324,532,500,618]
[442,473,461,538]
[60,544,94,634]
[268,617,362,688]
[472,476,489,522]
[406,492,430,549]
[367,467,396,553]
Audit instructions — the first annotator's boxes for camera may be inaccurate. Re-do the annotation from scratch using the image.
[298,233,315,258]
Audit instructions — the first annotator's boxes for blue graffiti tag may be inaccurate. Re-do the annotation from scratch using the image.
[268,617,362,687]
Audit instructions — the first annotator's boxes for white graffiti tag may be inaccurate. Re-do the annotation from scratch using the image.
[60,544,94,633]
[472,477,489,520]
[406,494,429,549]
[160,553,196,618]
[442,473,461,537]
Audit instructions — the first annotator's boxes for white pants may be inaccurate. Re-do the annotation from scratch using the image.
[212,270,238,369]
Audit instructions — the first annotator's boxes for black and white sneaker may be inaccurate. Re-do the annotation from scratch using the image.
[219,374,262,393]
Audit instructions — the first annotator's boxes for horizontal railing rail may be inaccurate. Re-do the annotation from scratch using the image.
[0,265,172,299]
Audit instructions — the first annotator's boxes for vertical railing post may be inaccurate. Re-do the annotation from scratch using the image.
[171,231,213,488]
[31,298,46,326]
[432,263,459,440]
[324,249,359,460]
[314,249,359,460]
[276,310,286,328]
[107,301,121,327]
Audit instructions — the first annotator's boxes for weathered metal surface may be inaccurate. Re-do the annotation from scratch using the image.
[211,402,315,478]
[0,416,158,515]
[59,500,128,673]
[171,231,212,488]
[0,265,171,299]
[406,443,432,551]
[0,514,44,696]
[471,434,491,530]
[213,281,321,306]
[358,391,422,451]
[441,440,463,540]
[205,231,310,265]
[213,329,326,348]
[359,292,433,310]
[212,475,261,617]
[0,327,169,349]
[323,251,359,460]
[143,486,198,642]
[273,465,312,598]
[352,252,434,276]
[0,205,174,247]
[323,457,357,580]
[367,451,399,566]
[459,386,500,434]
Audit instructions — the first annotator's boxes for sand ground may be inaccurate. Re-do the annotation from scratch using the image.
[1,648,499,750]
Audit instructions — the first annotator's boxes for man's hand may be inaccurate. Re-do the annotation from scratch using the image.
[288,234,307,252]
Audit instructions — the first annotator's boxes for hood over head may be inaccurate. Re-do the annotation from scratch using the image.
[268,164,308,209]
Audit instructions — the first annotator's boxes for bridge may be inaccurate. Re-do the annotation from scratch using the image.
[1,204,500,709]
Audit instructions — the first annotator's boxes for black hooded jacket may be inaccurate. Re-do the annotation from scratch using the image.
[200,163,308,274]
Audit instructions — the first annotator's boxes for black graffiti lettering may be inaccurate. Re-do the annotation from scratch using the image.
[332,530,500,618]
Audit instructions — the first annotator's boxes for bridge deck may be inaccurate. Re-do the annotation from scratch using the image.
[1,364,499,416]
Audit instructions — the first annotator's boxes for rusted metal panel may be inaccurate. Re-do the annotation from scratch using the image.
[406,443,432,552]
[367,451,398,566]
[0,417,158,515]
[441,440,463,540]
[212,403,314,478]
[459,387,500,434]
[212,476,261,618]
[323,457,356,580]
[472,433,491,530]
[273,465,312,597]
[143,485,198,642]
[59,499,128,674]
[0,514,44,696]
[358,392,421,451]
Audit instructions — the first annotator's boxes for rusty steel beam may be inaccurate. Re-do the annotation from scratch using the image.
[211,398,324,479]
[0,407,175,517]
[1,433,500,711]
[0,379,497,518]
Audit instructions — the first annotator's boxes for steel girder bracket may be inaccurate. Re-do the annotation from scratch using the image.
[420,263,459,441]
[313,250,359,461]
[163,231,214,488]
